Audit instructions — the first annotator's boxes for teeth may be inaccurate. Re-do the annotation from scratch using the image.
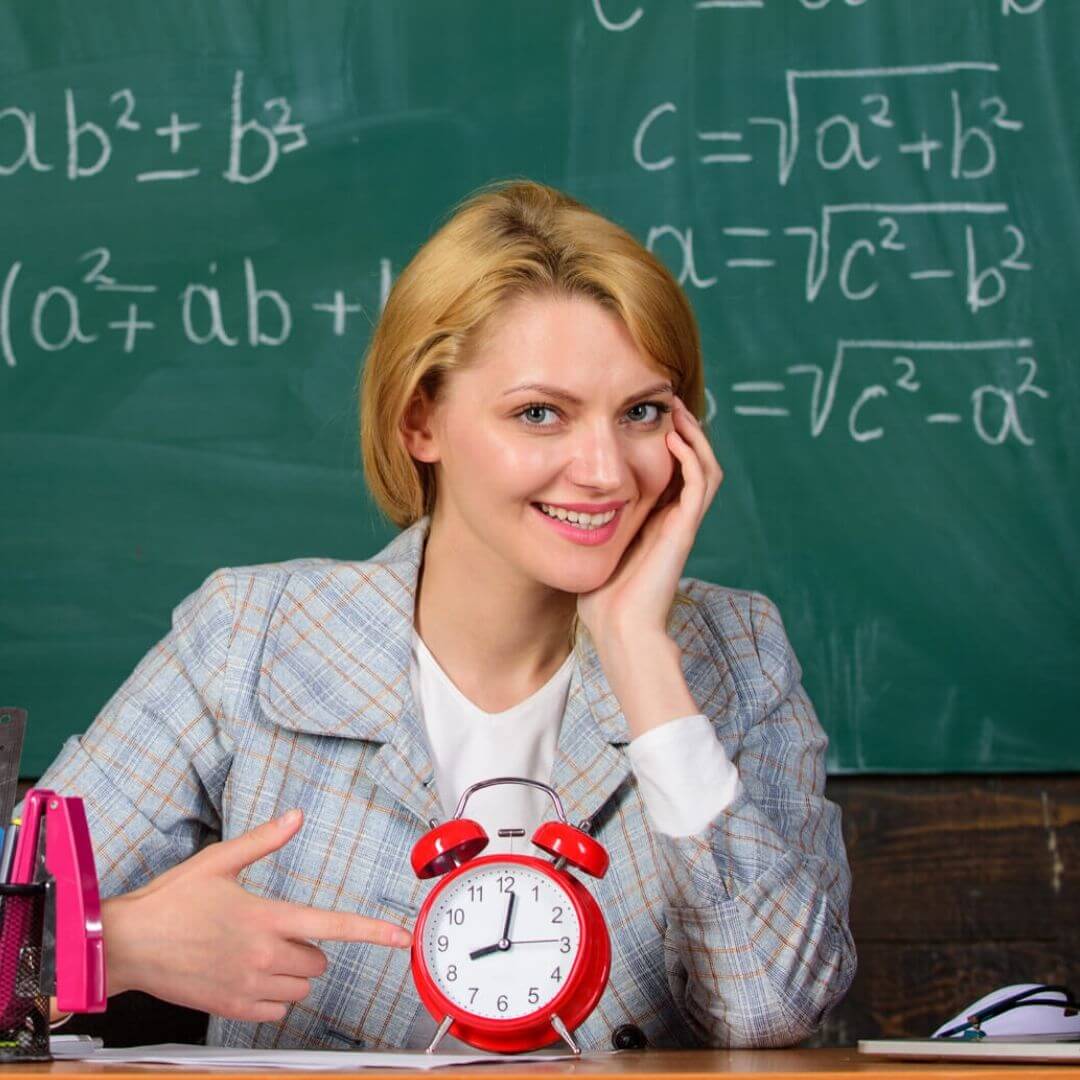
[537,503,617,528]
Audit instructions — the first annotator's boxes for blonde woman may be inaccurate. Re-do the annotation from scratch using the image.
[32,180,855,1050]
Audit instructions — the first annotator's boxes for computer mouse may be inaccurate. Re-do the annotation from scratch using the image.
[933,984,1080,1038]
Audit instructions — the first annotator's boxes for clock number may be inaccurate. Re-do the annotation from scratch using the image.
[531,885,540,901]
[448,908,464,926]
[437,934,449,952]
[446,965,457,982]
[497,994,509,1013]
[467,884,484,902]
[528,987,540,1005]
[560,936,571,953]
[550,965,562,983]
[468,987,479,1005]
[551,906,563,924]
[498,875,515,893]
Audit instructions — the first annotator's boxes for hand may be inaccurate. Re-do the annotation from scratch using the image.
[102,809,412,1023]
[470,937,561,958]
[500,890,516,943]
[576,396,724,646]
[469,892,516,960]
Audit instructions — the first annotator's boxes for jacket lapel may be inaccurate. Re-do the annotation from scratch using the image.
[364,695,443,829]
[257,514,634,831]
[550,650,633,832]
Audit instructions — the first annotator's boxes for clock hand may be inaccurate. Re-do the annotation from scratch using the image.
[468,894,518,961]
[501,891,516,944]
[466,894,516,963]
[470,935,558,959]
[468,942,504,960]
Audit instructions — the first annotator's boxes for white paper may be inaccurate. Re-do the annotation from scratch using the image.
[49,1035,104,1059]
[79,1043,623,1070]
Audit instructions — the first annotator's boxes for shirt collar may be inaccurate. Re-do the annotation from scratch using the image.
[256,514,647,827]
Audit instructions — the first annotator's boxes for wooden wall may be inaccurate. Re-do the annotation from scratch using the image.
[813,775,1079,1045]
[47,775,1080,1048]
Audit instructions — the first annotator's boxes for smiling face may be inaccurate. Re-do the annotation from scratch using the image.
[405,292,679,596]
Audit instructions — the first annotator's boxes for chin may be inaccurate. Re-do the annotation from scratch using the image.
[528,555,621,596]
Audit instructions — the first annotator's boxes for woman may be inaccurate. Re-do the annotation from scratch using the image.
[34,179,855,1050]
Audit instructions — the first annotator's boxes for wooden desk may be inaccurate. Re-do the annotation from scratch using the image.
[0,1049,1078,1080]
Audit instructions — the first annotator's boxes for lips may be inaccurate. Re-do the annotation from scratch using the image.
[531,502,616,521]
[532,500,626,514]
[530,502,622,546]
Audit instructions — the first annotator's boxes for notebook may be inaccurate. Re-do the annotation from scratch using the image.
[860,1035,1080,1064]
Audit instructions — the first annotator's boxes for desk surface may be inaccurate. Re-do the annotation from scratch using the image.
[1,1049,1078,1080]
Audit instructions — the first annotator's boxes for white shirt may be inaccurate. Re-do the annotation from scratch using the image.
[409,628,741,844]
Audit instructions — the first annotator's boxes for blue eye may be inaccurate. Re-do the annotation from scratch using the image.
[517,404,559,426]
[515,401,672,429]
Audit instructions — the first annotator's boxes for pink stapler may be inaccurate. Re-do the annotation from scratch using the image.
[0,789,106,1022]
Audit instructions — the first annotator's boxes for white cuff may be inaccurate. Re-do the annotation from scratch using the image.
[627,713,742,837]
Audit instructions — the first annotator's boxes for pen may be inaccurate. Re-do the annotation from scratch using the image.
[0,819,16,940]
[0,820,20,883]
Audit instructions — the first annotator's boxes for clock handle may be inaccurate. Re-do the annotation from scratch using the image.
[413,776,611,878]
[451,776,570,823]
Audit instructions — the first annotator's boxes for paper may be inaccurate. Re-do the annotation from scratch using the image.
[77,1043,623,1070]
[50,1035,104,1059]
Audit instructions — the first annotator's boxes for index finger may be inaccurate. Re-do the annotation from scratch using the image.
[673,400,723,485]
[267,899,412,948]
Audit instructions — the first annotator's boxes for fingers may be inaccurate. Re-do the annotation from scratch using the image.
[666,427,704,502]
[674,399,723,485]
[195,809,304,877]
[670,398,723,504]
[212,943,326,1021]
[247,1001,290,1023]
[205,968,316,1023]
[267,899,412,948]
[276,940,329,980]
[260,973,316,1004]
[221,984,305,1024]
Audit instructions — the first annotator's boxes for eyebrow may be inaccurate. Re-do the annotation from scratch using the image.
[501,381,674,407]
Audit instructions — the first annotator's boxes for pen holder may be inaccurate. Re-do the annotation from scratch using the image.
[0,882,50,1061]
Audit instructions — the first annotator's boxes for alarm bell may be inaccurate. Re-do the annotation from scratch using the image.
[409,777,609,880]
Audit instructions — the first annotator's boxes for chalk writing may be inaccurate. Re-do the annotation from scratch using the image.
[0,71,306,184]
[0,248,376,366]
[634,64,1023,186]
[730,338,1048,446]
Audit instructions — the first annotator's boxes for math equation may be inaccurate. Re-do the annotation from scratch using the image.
[600,1,1053,450]
[0,1,1059,455]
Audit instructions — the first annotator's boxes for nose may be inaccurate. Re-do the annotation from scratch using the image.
[565,419,626,492]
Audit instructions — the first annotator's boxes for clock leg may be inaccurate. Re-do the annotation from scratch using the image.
[425,1015,454,1054]
[550,1013,581,1056]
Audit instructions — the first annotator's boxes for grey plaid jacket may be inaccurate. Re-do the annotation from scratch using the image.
[32,514,855,1050]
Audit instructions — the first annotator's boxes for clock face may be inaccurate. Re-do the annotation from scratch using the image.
[420,862,582,1020]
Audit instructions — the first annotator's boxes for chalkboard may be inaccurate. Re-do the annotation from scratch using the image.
[2,1,1076,774]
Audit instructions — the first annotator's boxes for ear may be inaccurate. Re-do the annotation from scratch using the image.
[399,385,441,464]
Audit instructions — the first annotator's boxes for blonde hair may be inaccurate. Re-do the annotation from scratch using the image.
[359,178,703,652]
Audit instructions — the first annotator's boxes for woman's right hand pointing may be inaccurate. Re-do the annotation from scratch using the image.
[100,808,412,1022]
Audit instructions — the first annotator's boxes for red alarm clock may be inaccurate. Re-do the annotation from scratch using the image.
[409,777,611,1055]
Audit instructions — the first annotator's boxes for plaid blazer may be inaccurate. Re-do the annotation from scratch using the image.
[32,514,855,1050]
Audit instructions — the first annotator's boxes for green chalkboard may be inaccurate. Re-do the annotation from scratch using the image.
[2,1,1077,774]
